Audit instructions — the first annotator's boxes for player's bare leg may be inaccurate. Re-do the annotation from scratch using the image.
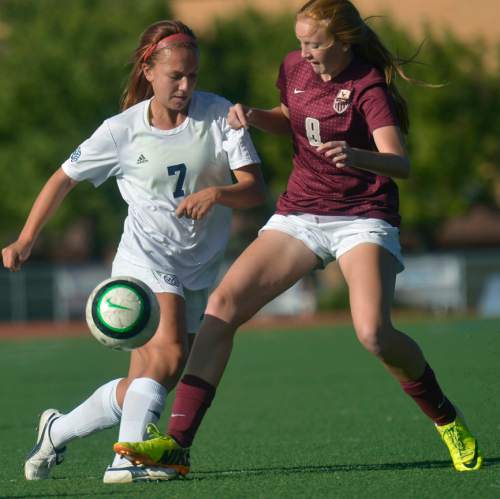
[117,291,190,404]
[338,243,482,471]
[185,230,319,386]
[338,242,425,381]
[114,230,319,469]
[28,291,191,482]
[104,292,193,482]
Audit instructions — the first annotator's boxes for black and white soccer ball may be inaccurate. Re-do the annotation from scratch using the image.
[85,276,160,351]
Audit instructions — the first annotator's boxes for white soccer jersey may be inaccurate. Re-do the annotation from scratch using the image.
[62,91,261,290]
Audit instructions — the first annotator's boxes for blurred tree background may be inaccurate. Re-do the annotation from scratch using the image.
[0,0,171,259]
[1,0,499,259]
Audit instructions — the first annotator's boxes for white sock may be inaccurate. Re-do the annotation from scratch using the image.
[112,377,167,467]
[50,378,122,449]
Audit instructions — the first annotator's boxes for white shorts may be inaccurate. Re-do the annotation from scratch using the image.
[112,255,209,334]
[260,213,404,273]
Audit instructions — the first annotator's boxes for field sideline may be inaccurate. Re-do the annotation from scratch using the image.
[0,312,355,340]
[1,316,499,498]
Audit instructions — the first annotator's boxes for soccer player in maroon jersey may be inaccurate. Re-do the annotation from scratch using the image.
[114,0,483,474]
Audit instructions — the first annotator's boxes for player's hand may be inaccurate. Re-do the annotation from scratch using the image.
[317,141,356,169]
[175,187,219,220]
[227,103,253,130]
[2,239,33,272]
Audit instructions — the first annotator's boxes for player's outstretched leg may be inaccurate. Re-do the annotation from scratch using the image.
[339,244,483,472]
[114,423,190,477]
[114,232,318,476]
[25,409,66,480]
[25,378,122,480]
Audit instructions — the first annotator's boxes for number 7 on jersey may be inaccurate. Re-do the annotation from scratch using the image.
[167,163,187,198]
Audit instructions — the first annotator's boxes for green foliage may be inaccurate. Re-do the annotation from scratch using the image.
[1,4,499,253]
[378,22,500,234]
[317,282,350,311]
[0,0,170,252]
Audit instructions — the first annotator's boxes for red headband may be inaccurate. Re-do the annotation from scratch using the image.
[142,33,197,62]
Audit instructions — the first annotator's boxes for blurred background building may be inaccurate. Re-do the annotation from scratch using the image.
[171,0,500,45]
[1,0,500,322]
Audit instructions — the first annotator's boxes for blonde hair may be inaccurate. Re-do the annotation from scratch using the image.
[121,20,197,111]
[298,0,411,133]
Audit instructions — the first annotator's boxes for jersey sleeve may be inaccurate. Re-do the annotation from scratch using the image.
[222,126,261,170]
[61,121,121,187]
[357,84,399,133]
[215,97,261,170]
[276,62,288,107]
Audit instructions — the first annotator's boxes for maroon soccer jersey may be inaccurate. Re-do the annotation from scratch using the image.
[275,51,401,226]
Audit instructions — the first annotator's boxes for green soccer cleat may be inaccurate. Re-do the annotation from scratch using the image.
[435,413,483,472]
[113,424,190,477]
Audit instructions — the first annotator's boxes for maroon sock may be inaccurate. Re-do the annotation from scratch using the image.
[400,364,456,426]
[167,375,216,448]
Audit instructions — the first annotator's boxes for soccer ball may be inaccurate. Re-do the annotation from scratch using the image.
[85,276,160,351]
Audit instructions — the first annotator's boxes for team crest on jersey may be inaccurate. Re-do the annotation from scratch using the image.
[333,89,352,115]
[70,146,81,162]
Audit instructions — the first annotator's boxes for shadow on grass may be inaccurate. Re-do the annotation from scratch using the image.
[8,493,137,499]
[189,456,500,481]
[7,458,499,496]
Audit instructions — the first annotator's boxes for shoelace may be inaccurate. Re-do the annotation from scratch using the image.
[443,426,466,455]
[146,423,163,440]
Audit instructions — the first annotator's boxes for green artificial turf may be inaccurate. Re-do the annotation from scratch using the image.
[1,317,499,498]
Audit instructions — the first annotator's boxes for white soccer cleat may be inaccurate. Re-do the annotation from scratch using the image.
[25,409,66,480]
[102,463,179,483]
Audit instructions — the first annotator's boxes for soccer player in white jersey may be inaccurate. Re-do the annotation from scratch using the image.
[1,20,265,483]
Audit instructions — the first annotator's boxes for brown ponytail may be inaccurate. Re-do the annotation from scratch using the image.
[298,0,413,133]
[352,23,409,134]
[121,20,197,111]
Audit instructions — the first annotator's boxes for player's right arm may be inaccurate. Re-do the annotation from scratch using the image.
[227,103,291,135]
[2,167,78,272]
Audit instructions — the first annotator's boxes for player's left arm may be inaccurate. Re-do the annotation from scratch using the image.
[175,164,266,220]
[317,125,410,179]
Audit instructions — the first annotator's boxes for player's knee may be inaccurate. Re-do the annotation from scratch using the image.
[159,342,188,373]
[354,321,392,357]
[205,288,239,325]
[139,342,187,381]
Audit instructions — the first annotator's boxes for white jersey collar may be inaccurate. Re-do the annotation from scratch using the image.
[143,95,196,136]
